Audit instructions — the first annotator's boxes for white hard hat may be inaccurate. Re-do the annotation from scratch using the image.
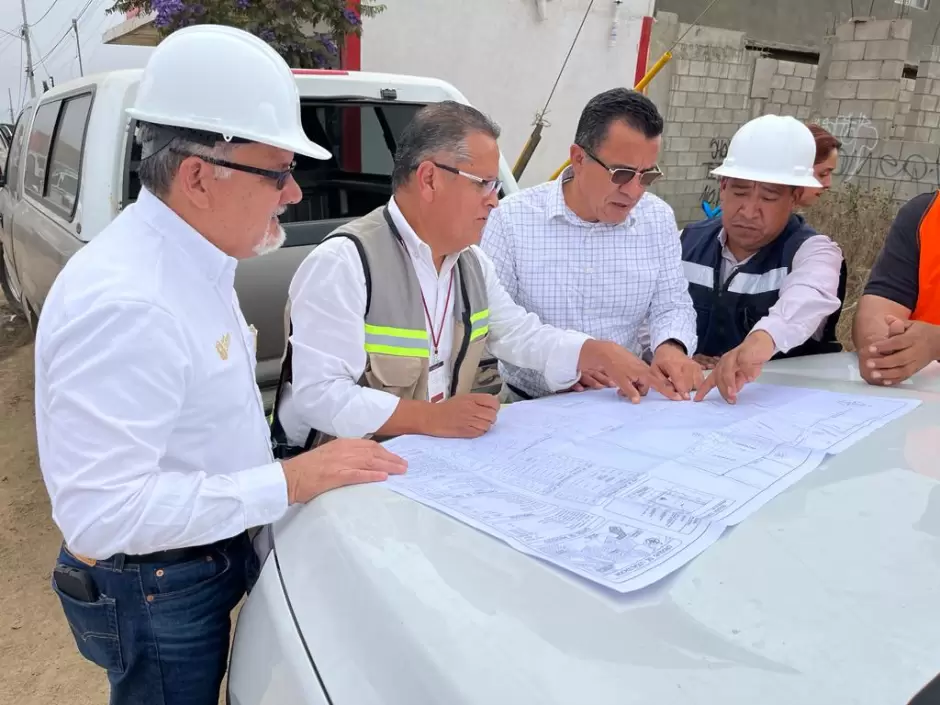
[711,114,821,188]
[127,24,330,160]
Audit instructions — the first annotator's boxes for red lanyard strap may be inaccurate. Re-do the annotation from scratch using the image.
[420,269,454,356]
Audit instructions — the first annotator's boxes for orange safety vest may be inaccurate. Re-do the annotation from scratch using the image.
[912,192,940,325]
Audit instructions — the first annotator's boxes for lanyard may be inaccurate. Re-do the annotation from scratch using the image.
[420,269,454,357]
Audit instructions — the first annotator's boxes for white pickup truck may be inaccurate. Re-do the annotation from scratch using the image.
[0,68,516,407]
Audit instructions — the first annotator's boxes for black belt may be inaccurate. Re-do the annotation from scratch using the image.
[120,533,244,565]
[506,383,534,401]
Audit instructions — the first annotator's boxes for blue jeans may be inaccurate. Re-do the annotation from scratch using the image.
[52,532,259,705]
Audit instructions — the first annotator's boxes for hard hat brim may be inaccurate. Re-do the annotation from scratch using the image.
[127,109,332,161]
[711,164,822,189]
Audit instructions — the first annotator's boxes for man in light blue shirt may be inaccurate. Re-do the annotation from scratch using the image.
[481,88,701,401]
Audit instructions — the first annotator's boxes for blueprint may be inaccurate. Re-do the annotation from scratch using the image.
[382,384,920,593]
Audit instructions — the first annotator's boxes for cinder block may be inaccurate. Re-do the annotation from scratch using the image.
[780,104,798,117]
[678,76,703,92]
[864,39,909,62]
[706,93,725,108]
[920,61,940,80]
[690,61,707,77]
[820,98,842,117]
[707,62,729,79]
[835,22,855,42]
[771,74,787,90]
[686,92,706,107]
[854,19,891,42]
[694,108,716,122]
[930,127,940,142]
[785,76,803,91]
[704,77,720,92]
[718,78,736,94]
[828,61,848,80]
[670,136,692,152]
[797,106,812,119]
[795,63,812,78]
[880,60,904,80]
[736,79,751,94]
[690,136,712,152]
[802,77,817,92]
[840,98,875,115]
[857,80,900,101]
[678,151,698,166]
[725,94,747,109]
[923,94,939,112]
[913,126,932,142]
[925,112,940,128]
[681,122,703,137]
[777,60,796,76]
[672,91,688,107]
[661,151,679,166]
[715,108,733,122]
[771,88,791,104]
[676,59,691,74]
[833,41,866,62]
[732,109,750,124]
[675,106,696,122]
[845,60,883,80]
[731,64,751,80]
[824,79,859,99]
[891,19,913,41]
[873,100,896,120]
[810,65,819,78]
[791,91,807,106]
[664,122,682,138]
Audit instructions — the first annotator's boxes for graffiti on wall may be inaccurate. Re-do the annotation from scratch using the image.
[700,137,728,217]
[818,114,880,183]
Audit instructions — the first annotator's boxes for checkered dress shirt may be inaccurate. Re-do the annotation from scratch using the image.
[480,169,698,398]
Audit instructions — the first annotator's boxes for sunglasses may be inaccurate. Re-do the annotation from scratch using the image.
[580,147,663,187]
[170,148,296,190]
[433,162,502,196]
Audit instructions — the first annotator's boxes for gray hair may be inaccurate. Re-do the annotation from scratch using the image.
[391,101,501,190]
[135,122,234,198]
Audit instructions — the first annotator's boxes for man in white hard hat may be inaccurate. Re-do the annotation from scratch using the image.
[34,24,406,704]
[684,115,847,404]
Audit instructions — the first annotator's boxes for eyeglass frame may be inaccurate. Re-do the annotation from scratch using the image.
[432,161,502,196]
[170,148,297,190]
[578,146,664,187]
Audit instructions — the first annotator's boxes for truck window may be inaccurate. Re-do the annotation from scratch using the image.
[4,107,30,193]
[23,101,60,200]
[123,100,424,228]
[44,94,93,218]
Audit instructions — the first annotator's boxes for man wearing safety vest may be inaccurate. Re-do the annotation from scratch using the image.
[854,191,940,385]
[682,115,848,404]
[271,101,691,456]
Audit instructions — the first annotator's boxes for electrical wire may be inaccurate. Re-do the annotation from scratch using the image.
[536,0,595,122]
[31,0,64,27]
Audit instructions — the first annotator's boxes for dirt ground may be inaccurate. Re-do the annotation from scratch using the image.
[0,295,107,703]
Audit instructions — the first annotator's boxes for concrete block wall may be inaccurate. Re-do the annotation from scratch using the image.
[646,12,940,226]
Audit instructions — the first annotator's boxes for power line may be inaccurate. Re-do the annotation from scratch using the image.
[0,26,20,39]
[31,0,64,27]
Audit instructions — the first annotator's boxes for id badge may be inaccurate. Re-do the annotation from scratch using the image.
[428,360,447,403]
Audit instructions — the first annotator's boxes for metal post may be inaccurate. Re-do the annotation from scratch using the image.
[73,19,84,77]
[7,88,14,122]
[19,0,37,99]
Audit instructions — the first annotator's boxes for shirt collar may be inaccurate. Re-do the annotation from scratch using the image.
[387,196,461,274]
[545,165,638,229]
[133,187,238,289]
[717,228,754,267]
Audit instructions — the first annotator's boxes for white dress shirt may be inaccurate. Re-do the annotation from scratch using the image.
[716,229,843,354]
[480,168,698,397]
[34,188,288,559]
[277,197,589,443]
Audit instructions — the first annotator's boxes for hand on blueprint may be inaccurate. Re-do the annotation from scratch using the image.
[568,369,615,392]
[429,393,501,438]
[862,315,940,385]
[651,341,705,400]
[694,331,775,403]
[578,340,682,403]
[282,439,408,504]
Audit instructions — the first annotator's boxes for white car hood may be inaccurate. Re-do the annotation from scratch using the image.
[273,353,940,705]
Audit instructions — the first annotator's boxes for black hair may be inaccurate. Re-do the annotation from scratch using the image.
[574,88,664,151]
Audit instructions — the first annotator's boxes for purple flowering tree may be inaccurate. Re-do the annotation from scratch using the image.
[107,0,384,68]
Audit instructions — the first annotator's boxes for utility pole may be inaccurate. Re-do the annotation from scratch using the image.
[72,19,84,77]
[7,88,14,122]
[19,0,37,99]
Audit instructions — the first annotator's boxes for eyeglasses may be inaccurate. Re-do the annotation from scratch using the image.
[580,147,663,187]
[170,148,296,190]
[433,162,502,196]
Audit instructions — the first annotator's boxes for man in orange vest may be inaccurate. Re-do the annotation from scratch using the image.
[854,191,940,385]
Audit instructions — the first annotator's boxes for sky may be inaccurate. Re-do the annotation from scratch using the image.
[0,0,153,122]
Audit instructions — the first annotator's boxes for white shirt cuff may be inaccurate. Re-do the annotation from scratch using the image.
[233,462,290,529]
[542,332,592,391]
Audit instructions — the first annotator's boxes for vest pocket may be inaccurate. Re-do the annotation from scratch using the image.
[366,354,425,398]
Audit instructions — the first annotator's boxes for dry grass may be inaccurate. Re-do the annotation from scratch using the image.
[803,183,899,351]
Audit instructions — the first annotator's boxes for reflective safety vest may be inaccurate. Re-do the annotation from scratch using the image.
[270,205,492,456]
[681,214,847,359]
[912,193,940,325]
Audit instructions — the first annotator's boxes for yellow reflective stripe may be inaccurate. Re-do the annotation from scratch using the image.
[470,325,489,341]
[469,309,489,324]
[364,344,430,358]
[364,323,427,340]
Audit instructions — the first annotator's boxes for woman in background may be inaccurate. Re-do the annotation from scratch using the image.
[799,124,841,207]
